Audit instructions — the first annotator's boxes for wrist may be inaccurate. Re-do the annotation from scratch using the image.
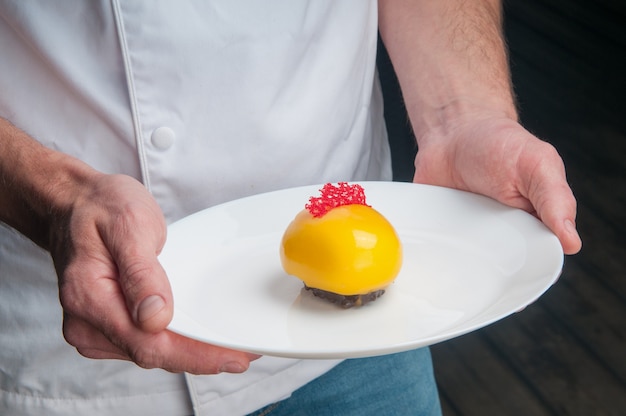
[410,96,518,145]
[379,0,519,144]
[0,118,101,249]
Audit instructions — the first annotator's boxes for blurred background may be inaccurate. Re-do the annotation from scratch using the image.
[379,1,625,414]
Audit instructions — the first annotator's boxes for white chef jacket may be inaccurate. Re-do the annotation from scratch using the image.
[0,1,392,415]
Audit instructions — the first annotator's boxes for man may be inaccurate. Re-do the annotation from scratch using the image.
[0,1,580,414]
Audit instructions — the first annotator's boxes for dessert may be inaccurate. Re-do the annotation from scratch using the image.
[280,182,402,308]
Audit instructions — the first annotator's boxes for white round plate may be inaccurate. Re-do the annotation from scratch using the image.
[159,182,563,359]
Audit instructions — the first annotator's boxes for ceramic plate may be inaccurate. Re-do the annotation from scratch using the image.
[160,182,563,359]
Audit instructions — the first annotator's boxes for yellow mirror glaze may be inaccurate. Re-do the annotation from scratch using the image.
[280,204,402,295]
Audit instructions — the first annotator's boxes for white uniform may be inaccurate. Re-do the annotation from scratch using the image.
[0,1,391,415]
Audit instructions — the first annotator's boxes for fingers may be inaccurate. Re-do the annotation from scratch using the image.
[63,312,258,374]
[63,312,130,360]
[54,174,258,374]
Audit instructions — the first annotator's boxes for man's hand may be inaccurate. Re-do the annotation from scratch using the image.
[0,119,257,374]
[378,1,581,255]
[412,116,582,255]
[49,173,258,374]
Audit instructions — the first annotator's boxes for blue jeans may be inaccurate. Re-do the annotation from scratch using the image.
[248,347,442,416]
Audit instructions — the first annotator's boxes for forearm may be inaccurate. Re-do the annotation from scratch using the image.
[378,0,517,140]
[0,117,100,249]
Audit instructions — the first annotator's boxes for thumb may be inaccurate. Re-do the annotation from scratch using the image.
[534,187,582,255]
[104,203,173,333]
[118,249,174,333]
[134,272,173,333]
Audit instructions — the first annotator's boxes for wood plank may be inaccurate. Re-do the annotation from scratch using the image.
[437,389,461,416]
[542,129,626,299]
[504,4,625,129]
[567,190,626,298]
[541,262,626,383]
[505,14,594,87]
[533,0,626,46]
[431,333,553,415]
[507,0,625,61]
[482,302,626,415]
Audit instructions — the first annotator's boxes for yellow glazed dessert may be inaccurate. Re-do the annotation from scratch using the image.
[280,182,402,308]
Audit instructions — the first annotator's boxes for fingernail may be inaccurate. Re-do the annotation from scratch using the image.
[220,361,247,373]
[136,295,166,323]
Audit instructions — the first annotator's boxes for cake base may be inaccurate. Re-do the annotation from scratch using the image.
[304,285,385,309]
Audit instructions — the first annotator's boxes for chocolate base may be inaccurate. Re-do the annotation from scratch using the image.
[304,285,385,309]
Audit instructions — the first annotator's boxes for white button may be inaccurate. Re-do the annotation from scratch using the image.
[151,126,175,150]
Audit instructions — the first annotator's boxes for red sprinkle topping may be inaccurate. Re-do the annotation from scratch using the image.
[305,182,370,218]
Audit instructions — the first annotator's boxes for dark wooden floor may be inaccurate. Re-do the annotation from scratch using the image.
[380,1,626,415]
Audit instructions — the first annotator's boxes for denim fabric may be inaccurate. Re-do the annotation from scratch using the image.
[248,347,441,416]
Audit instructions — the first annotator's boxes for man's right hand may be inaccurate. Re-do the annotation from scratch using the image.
[1,118,258,374]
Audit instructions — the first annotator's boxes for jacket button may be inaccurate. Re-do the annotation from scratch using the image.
[151,126,175,150]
